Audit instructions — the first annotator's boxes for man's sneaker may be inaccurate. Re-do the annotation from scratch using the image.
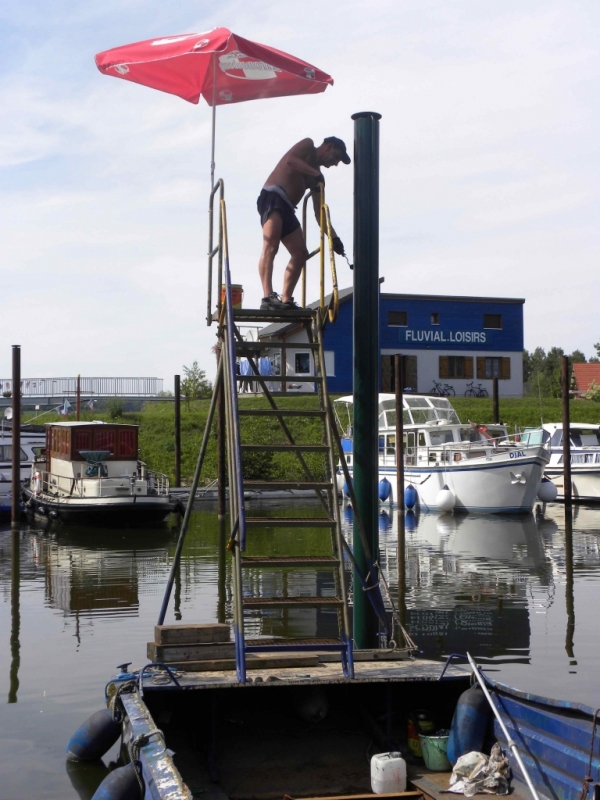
[282,297,302,310]
[260,292,288,311]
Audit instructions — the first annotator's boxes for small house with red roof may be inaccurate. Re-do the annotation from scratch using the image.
[572,363,600,397]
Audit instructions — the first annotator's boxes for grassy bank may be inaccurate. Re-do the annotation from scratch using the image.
[24,395,600,485]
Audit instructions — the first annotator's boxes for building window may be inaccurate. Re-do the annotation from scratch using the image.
[388,310,408,326]
[439,356,473,379]
[476,357,511,379]
[431,312,439,325]
[324,351,335,376]
[294,352,311,374]
[483,314,502,329]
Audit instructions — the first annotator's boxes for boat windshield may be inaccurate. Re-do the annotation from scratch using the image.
[379,396,460,427]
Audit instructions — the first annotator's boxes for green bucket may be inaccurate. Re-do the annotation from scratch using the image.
[418,734,451,771]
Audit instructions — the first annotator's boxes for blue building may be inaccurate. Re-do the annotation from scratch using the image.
[258,287,525,396]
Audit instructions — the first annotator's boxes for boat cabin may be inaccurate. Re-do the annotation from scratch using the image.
[35,422,154,498]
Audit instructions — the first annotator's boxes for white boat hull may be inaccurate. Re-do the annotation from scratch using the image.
[544,467,600,503]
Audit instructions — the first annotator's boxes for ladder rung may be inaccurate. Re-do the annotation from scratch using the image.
[233,309,315,323]
[243,480,332,491]
[235,342,320,351]
[241,556,340,568]
[245,517,335,528]
[238,409,326,417]
[240,444,328,452]
[237,375,323,383]
[245,638,345,651]
[243,597,343,609]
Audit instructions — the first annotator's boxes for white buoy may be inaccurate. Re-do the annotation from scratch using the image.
[436,485,456,512]
[537,478,558,503]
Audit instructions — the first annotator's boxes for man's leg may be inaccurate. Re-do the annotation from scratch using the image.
[281,227,309,303]
[258,212,283,298]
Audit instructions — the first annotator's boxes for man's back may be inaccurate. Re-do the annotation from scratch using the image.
[263,138,320,205]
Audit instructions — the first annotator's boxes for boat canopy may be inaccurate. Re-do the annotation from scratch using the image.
[334,394,461,432]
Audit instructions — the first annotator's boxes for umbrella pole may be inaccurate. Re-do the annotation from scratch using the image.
[210,58,217,190]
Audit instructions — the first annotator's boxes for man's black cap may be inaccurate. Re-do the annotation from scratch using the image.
[324,136,351,164]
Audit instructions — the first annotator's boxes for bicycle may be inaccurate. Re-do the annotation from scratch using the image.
[431,380,455,397]
[464,381,489,398]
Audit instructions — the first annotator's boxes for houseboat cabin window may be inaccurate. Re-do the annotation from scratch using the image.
[429,430,455,446]
[476,357,510,380]
[431,312,439,325]
[0,446,28,461]
[119,429,137,457]
[73,428,93,453]
[571,429,600,446]
[294,353,311,374]
[388,310,408,326]
[95,428,116,454]
[483,314,502,329]
[418,432,426,447]
[439,356,473,379]
[386,434,396,455]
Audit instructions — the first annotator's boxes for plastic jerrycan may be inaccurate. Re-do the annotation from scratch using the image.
[371,752,407,794]
[446,684,491,765]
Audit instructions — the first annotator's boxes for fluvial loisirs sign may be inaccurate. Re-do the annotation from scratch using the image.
[403,330,488,344]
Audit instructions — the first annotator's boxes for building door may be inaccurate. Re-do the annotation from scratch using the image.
[381,355,418,392]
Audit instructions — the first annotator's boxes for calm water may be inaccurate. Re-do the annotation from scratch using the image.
[1,502,599,798]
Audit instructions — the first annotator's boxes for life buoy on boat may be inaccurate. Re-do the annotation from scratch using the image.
[32,471,41,495]
[66,709,122,762]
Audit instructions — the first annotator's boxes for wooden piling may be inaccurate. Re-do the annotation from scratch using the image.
[11,345,21,529]
[492,377,499,424]
[561,355,572,505]
[394,354,404,511]
[564,505,575,658]
[76,374,81,421]
[174,374,181,488]
[9,528,20,703]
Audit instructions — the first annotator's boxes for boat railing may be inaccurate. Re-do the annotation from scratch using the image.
[377,432,541,467]
[30,468,170,497]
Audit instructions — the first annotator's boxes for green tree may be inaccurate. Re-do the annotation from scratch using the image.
[181,362,212,409]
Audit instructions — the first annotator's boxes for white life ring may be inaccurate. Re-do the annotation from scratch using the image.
[33,471,41,495]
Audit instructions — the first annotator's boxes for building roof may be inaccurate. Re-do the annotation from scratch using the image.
[259,285,354,339]
[573,363,600,392]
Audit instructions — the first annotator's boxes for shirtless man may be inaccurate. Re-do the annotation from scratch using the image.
[257,136,350,311]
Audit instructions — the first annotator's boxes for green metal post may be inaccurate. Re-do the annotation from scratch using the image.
[351,111,381,649]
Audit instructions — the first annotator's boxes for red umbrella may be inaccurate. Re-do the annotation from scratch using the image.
[95,27,333,183]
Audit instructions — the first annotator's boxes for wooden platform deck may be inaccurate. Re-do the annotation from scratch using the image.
[411,770,529,800]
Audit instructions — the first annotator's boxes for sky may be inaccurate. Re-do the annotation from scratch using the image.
[1,0,599,390]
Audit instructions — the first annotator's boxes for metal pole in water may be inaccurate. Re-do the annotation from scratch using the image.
[351,111,381,649]
[561,355,572,505]
[174,374,181,489]
[394,355,404,511]
[492,376,499,424]
[9,528,20,703]
[76,374,81,421]
[564,505,575,659]
[11,345,21,529]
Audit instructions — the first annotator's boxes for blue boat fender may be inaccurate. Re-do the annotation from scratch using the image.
[378,510,391,531]
[66,709,122,762]
[91,762,141,800]
[446,684,491,765]
[378,477,392,502]
[404,485,417,509]
[404,510,418,532]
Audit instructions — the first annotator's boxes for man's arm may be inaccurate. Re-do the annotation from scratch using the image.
[310,181,344,254]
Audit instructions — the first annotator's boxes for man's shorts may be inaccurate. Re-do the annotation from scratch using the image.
[257,189,301,239]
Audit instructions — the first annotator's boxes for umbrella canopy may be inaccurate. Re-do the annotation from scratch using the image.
[95,27,333,106]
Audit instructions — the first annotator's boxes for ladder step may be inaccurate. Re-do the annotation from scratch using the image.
[238,409,326,417]
[245,637,346,652]
[245,517,335,528]
[237,375,323,382]
[241,556,340,568]
[243,597,344,609]
[240,444,329,452]
[243,480,332,491]
[233,309,315,323]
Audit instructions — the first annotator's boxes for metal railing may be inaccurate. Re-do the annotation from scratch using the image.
[31,466,170,498]
[302,182,339,322]
[206,179,225,326]
[1,377,163,397]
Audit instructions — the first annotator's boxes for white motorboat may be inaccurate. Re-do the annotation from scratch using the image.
[334,394,550,514]
[22,421,176,524]
[522,422,600,502]
[0,423,46,516]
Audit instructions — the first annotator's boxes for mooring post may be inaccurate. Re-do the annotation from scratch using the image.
[76,374,81,421]
[11,345,21,529]
[561,355,572,505]
[394,355,404,511]
[492,377,499,424]
[174,374,181,489]
[352,110,382,649]
[9,528,20,703]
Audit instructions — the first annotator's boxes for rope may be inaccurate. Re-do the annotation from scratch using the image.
[108,679,137,723]
[128,729,165,797]
[580,708,600,800]
[375,560,418,653]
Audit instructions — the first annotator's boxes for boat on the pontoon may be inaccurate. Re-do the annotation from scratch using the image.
[22,421,176,524]
[0,423,46,516]
[334,394,550,514]
[521,422,600,503]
